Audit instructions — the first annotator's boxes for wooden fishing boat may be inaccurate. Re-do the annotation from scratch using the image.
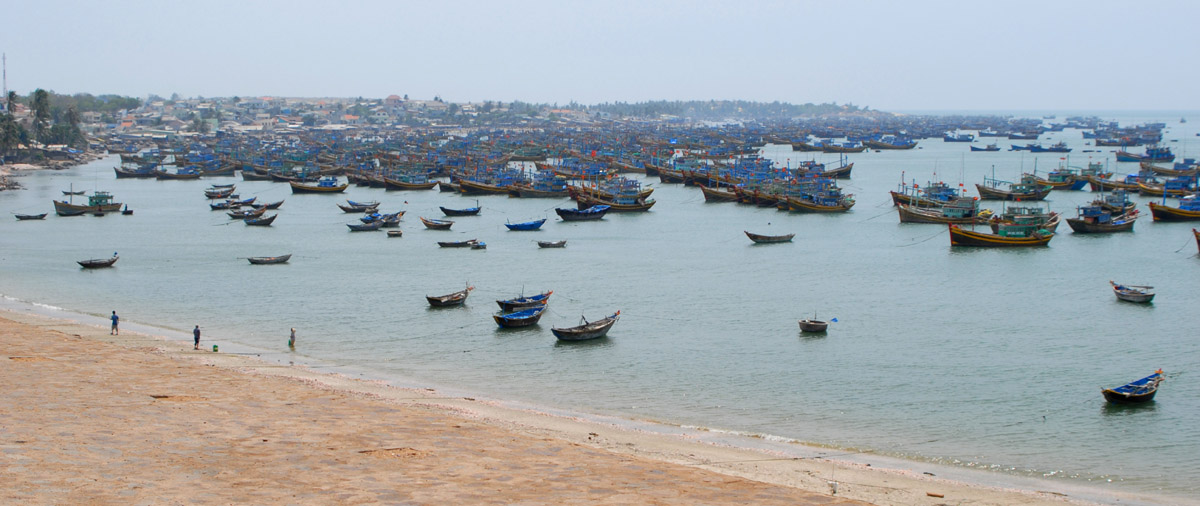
[228,206,267,220]
[14,213,47,220]
[699,185,738,202]
[975,175,1052,201]
[1110,281,1154,303]
[62,189,87,196]
[289,177,348,194]
[387,230,403,238]
[552,312,620,341]
[382,176,438,190]
[53,191,123,216]
[113,166,159,178]
[744,231,795,243]
[574,193,655,212]
[969,143,1001,152]
[537,240,567,248]
[437,239,478,248]
[204,187,235,199]
[246,254,291,265]
[347,220,383,231]
[798,318,828,333]
[1066,208,1138,233]
[437,181,461,193]
[505,218,546,231]
[1148,196,1200,221]
[783,193,856,213]
[78,253,119,268]
[458,178,513,195]
[338,200,380,213]
[154,168,202,180]
[1194,228,1200,254]
[420,216,454,230]
[896,201,992,224]
[426,285,473,307]
[440,202,481,216]
[948,223,1054,247]
[555,205,610,221]
[497,290,553,312]
[988,208,1061,234]
[244,214,277,226]
[1086,175,1143,193]
[493,305,546,328]
[258,200,285,210]
[1102,370,1164,404]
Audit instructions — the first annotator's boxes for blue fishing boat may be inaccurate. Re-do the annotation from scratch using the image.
[1116,146,1175,163]
[504,218,546,231]
[970,143,1000,152]
[1102,370,1164,403]
[1029,141,1071,153]
[496,290,553,312]
[493,305,546,328]
[555,204,610,221]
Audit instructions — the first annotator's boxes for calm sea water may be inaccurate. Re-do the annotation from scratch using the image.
[3,112,1198,502]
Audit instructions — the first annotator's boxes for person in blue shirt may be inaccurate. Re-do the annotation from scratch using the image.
[110,311,119,335]
[193,325,201,350]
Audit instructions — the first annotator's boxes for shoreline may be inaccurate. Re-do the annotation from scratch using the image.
[1,298,1180,505]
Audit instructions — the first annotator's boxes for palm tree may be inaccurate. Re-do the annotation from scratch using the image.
[31,89,50,144]
[4,91,16,113]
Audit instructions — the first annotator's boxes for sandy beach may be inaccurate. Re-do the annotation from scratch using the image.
[0,306,1142,505]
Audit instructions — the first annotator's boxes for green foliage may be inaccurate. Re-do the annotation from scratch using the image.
[0,113,30,156]
[32,89,51,142]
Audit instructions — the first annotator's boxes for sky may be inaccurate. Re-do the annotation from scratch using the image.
[2,0,1198,111]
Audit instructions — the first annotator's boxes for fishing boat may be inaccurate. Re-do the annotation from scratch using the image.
[896,200,992,224]
[244,214,278,226]
[574,193,655,212]
[53,191,123,216]
[204,186,235,199]
[470,241,487,250]
[969,143,1001,152]
[948,222,1055,247]
[426,285,474,307]
[555,205,610,221]
[493,305,546,328]
[552,312,620,341]
[1147,195,1200,221]
[62,189,86,196]
[78,252,119,269]
[975,175,1052,201]
[14,213,47,220]
[699,185,739,202]
[1066,207,1138,233]
[437,239,478,248]
[988,205,1061,234]
[338,200,380,213]
[387,230,403,238]
[496,290,553,312]
[537,240,567,248]
[504,218,546,231]
[420,216,454,230]
[346,220,382,231]
[1102,370,1164,404]
[246,254,291,265]
[257,200,285,210]
[440,201,481,216]
[227,206,267,220]
[289,176,348,194]
[744,231,795,243]
[1110,281,1154,303]
[798,317,829,333]
[1195,228,1200,254]
[382,175,439,191]
[1116,146,1174,163]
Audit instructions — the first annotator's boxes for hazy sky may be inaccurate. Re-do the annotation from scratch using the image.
[3,0,1197,111]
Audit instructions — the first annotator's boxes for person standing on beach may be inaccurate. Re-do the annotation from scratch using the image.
[288,328,296,349]
[193,325,201,350]
[110,311,119,335]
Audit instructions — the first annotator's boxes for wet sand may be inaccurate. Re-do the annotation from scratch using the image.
[1,308,1115,505]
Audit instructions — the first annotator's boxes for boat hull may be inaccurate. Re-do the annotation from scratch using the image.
[1148,202,1200,222]
[949,225,1053,247]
